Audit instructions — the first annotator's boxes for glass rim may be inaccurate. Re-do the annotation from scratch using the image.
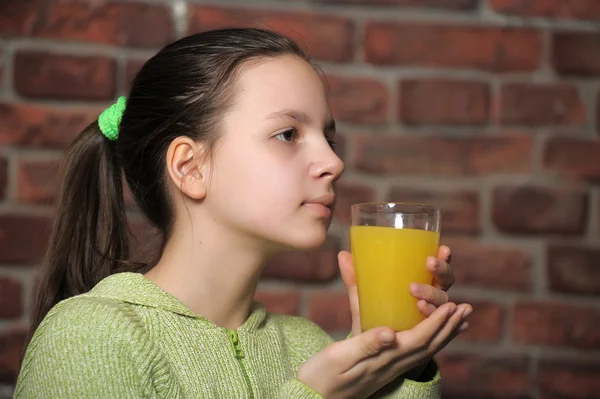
[350,202,440,214]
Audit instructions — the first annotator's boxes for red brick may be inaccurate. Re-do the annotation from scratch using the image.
[188,6,354,63]
[0,214,51,264]
[365,22,542,72]
[548,245,600,296]
[326,76,389,124]
[388,188,479,234]
[399,79,489,125]
[552,32,600,77]
[512,301,600,349]
[354,134,532,176]
[254,291,301,316]
[0,61,4,91]
[0,325,28,384]
[597,90,600,135]
[0,157,7,201]
[490,0,600,20]
[437,354,531,399]
[0,0,40,36]
[492,186,588,235]
[452,299,504,343]
[441,237,532,291]
[124,59,147,92]
[0,277,22,320]
[312,0,477,9]
[14,51,116,101]
[0,103,100,149]
[307,292,351,333]
[539,360,600,399]
[16,159,60,205]
[543,137,600,182]
[499,83,585,126]
[262,236,340,282]
[334,181,376,223]
[44,2,170,47]
[0,1,172,47]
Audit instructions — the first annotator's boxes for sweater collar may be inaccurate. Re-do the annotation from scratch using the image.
[87,272,267,333]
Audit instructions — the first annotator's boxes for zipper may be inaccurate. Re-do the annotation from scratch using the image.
[225,328,254,399]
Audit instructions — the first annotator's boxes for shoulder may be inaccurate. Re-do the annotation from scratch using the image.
[269,313,329,336]
[268,313,334,357]
[16,296,175,398]
[22,295,152,373]
[33,294,145,344]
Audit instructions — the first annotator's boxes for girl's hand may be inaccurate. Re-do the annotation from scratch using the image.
[338,245,458,338]
[409,245,456,317]
[337,246,468,382]
[297,302,470,399]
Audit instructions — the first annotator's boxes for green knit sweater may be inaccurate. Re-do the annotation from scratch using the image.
[15,272,441,398]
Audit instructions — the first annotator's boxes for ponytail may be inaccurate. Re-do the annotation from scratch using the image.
[27,120,133,343]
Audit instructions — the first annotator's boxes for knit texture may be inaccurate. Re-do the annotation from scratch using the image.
[98,96,126,141]
[15,272,441,398]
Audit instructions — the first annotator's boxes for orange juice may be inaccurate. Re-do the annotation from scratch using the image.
[350,226,439,332]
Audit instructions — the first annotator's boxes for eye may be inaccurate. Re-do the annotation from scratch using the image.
[326,135,337,151]
[274,128,299,143]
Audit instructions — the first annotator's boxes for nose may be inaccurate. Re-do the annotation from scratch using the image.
[309,145,345,182]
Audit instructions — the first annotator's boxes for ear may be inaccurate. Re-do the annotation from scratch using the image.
[165,136,209,200]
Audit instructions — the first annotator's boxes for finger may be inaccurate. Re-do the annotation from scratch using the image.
[380,308,469,382]
[401,302,457,351]
[338,251,361,336]
[426,256,455,292]
[338,251,357,287]
[438,245,451,263]
[345,327,396,365]
[373,304,472,385]
[427,303,472,354]
[410,283,449,308]
[373,303,457,372]
[364,304,468,384]
[417,299,437,317]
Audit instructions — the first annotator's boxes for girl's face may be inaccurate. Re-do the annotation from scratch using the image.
[204,55,344,252]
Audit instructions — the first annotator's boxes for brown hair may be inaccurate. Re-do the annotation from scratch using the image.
[27,28,310,345]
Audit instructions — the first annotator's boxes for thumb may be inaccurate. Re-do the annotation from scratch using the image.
[348,327,396,362]
[338,251,361,336]
[338,250,356,288]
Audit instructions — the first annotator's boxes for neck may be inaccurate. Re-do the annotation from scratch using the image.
[144,215,272,331]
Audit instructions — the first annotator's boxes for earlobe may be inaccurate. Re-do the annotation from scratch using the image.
[165,137,208,200]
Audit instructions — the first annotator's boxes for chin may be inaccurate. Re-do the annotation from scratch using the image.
[291,237,327,250]
[258,216,332,253]
[284,222,330,250]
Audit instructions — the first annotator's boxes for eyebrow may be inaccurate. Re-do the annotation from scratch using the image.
[266,109,336,134]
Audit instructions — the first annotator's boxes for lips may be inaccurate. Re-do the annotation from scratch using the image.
[302,193,335,217]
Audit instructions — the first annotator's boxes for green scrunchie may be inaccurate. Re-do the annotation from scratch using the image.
[98,96,127,141]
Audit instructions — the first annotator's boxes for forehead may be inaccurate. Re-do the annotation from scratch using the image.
[229,55,329,120]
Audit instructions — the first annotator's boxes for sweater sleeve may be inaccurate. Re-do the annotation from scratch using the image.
[370,359,441,399]
[275,316,441,399]
[15,296,181,399]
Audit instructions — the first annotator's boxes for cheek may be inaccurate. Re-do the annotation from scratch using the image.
[210,146,303,221]
[243,162,301,215]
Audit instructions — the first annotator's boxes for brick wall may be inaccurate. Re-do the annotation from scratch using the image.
[1,1,599,398]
